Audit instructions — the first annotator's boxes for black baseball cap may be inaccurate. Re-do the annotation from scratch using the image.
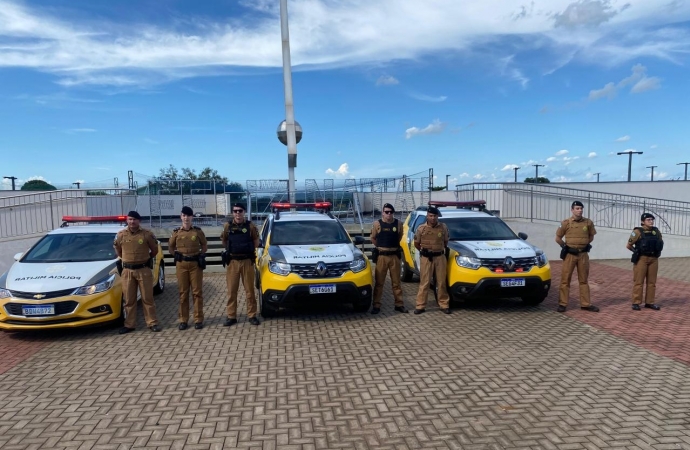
[232,203,246,211]
[127,210,142,220]
[641,213,655,221]
[181,206,194,216]
[383,203,395,212]
[571,200,584,208]
[427,206,440,215]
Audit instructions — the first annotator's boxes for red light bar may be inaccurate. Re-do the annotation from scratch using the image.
[62,215,128,223]
[271,202,332,210]
[428,200,486,207]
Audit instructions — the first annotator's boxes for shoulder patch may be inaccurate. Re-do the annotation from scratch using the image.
[631,231,636,236]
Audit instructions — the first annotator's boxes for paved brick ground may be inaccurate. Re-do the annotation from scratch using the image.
[1,260,690,450]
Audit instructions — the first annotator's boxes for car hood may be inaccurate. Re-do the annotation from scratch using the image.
[448,240,536,258]
[272,244,355,264]
[5,261,116,292]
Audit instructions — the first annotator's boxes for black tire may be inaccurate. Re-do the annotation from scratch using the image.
[259,283,276,318]
[115,294,126,326]
[153,263,165,295]
[353,295,372,313]
[401,259,414,282]
[521,295,546,305]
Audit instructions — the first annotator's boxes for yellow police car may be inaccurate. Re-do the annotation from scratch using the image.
[401,201,551,304]
[256,202,373,317]
[0,216,165,330]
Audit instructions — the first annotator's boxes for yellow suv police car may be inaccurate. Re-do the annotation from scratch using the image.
[0,216,165,330]
[256,202,373,317]
[400,201,551,304]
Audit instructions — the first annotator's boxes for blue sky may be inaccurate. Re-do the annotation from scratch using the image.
[1,0,690,190]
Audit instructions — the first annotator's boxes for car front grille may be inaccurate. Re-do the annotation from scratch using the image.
[291,262,351,279]
[480,257,536,272]
[4,301,80,317]
[10,288,77,300]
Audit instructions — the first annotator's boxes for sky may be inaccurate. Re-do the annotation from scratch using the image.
[1,0,690,190]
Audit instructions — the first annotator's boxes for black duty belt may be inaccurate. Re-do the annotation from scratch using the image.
[229,254,253,260]
[421,250,444,257]
[179,255,200,261]
[567,247,588,254]
[377,249,398,256]
[123,262,148,270]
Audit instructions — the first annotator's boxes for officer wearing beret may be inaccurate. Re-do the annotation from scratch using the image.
[627,213,663,311]
[555,200,599,313]
[221,203,261,326]
[370,203,407,314]
[114,211,161,333]
[413,206,451,314]
[169,206,208,330]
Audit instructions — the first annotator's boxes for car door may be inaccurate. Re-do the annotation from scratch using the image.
[409,214,427,273]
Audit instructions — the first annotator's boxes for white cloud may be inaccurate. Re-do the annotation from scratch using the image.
[459,173,470,178]
[546,157,557,162]
[376,75,399,86]
[408,93,448,102]
[473,174,485,180]
[589,64,662,101]
[650,144,658,149]
[615,135,630,142]
[631,76,661,93]
[555,149,569,156]
[562,156,579,161]
[65,128,96,134]
[521,159,538,166]
[588,82,617,100]
[325,163,350,177]
[656,172,668,179]
[588,152,597,158]
[404,119,446,139]
[0,1,688,87]
[500,164,519,171]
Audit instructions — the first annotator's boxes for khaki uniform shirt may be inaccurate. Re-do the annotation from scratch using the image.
[414,222,449,252]
[628,226,663,246]
[169,226,207,256]
[370,219,403,251]
[556,217,596,249]
[221,221,259,250]
[114,227,157,264]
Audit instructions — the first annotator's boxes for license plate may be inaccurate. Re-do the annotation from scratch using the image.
[309,284,336,294]
[22,305,55,316]
[500,278,525,287]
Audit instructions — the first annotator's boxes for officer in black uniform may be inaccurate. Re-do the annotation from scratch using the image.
[627,213,663,310]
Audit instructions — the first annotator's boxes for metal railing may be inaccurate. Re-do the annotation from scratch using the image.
[455,183,690,237]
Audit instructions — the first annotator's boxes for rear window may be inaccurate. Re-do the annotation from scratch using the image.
[22,233,118,263]
[270,221,351,245]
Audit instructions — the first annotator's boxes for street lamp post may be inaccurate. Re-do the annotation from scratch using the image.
[646,166,657,182]
[593,172,601,182]
[532,164,544,183]
[617,151,643,182]
[3,176,17,190]
[677,162,690,181]
[73,182,81,189]
[445,175,450,190]
[513,167,520,183]
[279,0,298,204]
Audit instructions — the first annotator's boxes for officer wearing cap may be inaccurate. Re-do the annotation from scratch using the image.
[114,211,161,333]
[555,200,599,313]
[626,213,663,311]
[221,203,261,326]
[370,203,407,314]
[169,206,208,330]
[413,206,451,314]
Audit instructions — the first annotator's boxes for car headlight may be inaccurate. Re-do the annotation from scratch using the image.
[0,288,11,299]
[268,261,291,276]
[349,257,367,273]
[536,252,548,268]
[73,274,116,296]
[455,255,481,270]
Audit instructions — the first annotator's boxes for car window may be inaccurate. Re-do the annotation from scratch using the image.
[22,233,118,263]
[260,218,271,244]
[270,221,350,245]
[443,217,517,241]
[411,214,427,232]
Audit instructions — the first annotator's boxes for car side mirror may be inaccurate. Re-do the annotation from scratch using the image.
[14,252,23,261]
[353,236,365,245]
[258,239,265,248]
[518,232,528,240]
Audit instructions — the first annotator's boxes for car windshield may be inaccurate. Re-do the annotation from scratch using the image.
[22,233,118,263]
[270,220,351,245]
[442,217,518,241]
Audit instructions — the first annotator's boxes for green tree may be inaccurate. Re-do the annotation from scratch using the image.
[431,186,447,191]
[21,180,57,191]
[86,190,108,195]
[523,177,550,183]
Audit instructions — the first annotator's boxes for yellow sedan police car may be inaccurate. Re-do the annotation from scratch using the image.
[0,216,165,330]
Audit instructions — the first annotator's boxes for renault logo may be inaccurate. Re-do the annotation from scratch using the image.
[504,257,516,271]
[316,262,328,277]
[33,294,46,299]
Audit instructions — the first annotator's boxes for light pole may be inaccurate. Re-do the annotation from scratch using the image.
[445,175,450,190]
[73,182,81,189]
[593,172,601,182]
[513,167,520,182]
[3,176,17,190]
[532,164,544,183]
[617,151,643,182]
[646,166,657,182]
[279,0,298,204]
[678,162,690,181]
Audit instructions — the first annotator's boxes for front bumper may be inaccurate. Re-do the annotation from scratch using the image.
[262,282,373,308]
[450,276,551,301]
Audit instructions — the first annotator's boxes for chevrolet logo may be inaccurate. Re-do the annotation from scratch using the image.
[33,294,46,299]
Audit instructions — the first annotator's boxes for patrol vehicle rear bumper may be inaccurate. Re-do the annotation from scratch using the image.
[450,277,550,301]
[262,282,373,309]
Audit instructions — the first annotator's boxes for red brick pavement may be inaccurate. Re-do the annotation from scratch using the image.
[547,260,690,366]
[0,332,50,375]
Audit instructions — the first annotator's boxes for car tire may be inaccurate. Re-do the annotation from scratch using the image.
[153,263,165,295]
[116,295,126,326]
[353,294,372,313]
[401,259,414,282]
[521,294,546,305]
[259,283,276,318]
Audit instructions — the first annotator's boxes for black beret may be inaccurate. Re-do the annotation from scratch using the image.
[181,206,194,216]
[232,203,246,211]
[571,201,584,208]
[127,210,141,220]
[641,213,655,221]
[427,206,440,215]
[383,203,395,212]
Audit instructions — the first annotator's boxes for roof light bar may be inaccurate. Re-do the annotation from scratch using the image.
[428,200,487,208]
[271,202,332,210]
[61,215,128,223]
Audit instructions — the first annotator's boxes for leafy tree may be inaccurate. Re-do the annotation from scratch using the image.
[21,180,57,191]
[154,165,239,195]
[524,177,550,183]
[86,190,108,196]
[431,186,447,191]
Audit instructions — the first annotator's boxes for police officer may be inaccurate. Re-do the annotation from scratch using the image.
[169,206,208,330]
[555,200,599,313]
[627,213,663,311]
[114,210,161,333]
[370,203,407,314]
[413,206,451,314]
[221,203,261,326]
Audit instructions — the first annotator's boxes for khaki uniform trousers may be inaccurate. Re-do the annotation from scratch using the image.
[122,267,157,328]
[176,260,204,323]
[373,254,404,308]
[416,255,450,310]
[632,255,658,305]
[226,259,257,319]
[558,252,591,307]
